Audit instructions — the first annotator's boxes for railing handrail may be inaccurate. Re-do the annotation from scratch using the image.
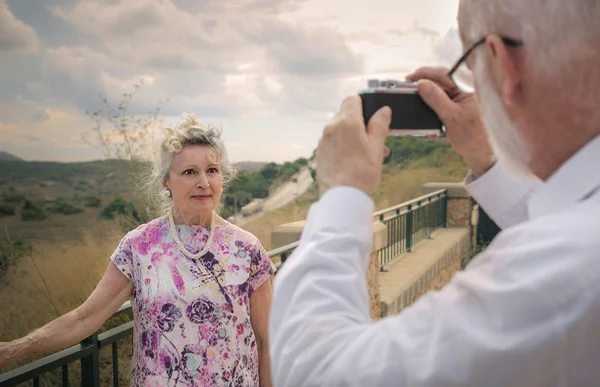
[373,189,447,218]
[268,240,300,257]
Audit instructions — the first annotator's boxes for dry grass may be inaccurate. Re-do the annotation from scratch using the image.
[1,221,122,341]
[373,156,468,211]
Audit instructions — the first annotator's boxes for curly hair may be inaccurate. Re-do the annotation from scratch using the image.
[141,113,237,215]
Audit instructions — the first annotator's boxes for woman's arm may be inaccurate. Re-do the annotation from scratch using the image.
[250,278,274,387]
[0,262,133,370]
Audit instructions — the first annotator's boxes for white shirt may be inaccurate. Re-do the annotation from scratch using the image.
[269,135,600,387]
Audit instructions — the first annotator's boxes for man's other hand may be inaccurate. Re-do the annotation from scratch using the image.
[316,95,390,197]
[406,67,496,178]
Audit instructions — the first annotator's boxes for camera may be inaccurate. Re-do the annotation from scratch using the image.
[359,79,444,136]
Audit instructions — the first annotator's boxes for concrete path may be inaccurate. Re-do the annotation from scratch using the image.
[379,227,470,316]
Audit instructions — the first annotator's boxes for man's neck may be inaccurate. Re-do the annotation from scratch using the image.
[530,130,600,181]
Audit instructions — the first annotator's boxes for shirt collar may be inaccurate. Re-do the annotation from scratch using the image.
[528,134,600,220]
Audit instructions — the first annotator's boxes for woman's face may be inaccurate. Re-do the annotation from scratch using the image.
[163,145,223,219]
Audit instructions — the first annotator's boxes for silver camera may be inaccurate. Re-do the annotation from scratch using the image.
[359,78,444,136]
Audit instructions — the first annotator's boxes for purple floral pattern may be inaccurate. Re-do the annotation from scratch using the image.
[110,216,276,386]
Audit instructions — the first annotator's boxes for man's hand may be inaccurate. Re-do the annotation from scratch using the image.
[406,67,496,178]
[316,95,391,197]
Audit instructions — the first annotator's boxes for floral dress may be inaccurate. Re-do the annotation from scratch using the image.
[110,216,276,386]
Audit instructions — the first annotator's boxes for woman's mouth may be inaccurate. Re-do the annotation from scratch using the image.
[191,195,211,201]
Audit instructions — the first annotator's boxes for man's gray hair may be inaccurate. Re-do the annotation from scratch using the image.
[459,0,600,80]
[141,113,237,215]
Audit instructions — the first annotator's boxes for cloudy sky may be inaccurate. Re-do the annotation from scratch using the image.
[0,0,462,163]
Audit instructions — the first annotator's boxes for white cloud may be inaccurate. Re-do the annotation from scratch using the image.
[1,0,463,162]
[0,0,39,53]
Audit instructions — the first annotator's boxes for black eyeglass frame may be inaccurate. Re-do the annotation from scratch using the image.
[447,36,524,79]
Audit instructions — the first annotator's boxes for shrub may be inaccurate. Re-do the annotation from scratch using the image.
[49,198,84,215]
[0,239,31,279]
[2,193,25,203]
[100,197,141,221]
[21,199,47,221]
[84,196,102,208]
[0,202,15,217]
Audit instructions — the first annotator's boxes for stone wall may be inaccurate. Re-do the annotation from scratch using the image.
[446,198,472,227]
[367,252,381,320]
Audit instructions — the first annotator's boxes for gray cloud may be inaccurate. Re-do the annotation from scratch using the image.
[0,97,49,124]
[21,134,42,142]
[41,0,363,119]
[0,0,39,53]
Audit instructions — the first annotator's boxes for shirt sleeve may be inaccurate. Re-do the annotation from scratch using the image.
[268,186,581,387]
[110,231,134,281]
[248,239,276,296]
[464,162,542,229]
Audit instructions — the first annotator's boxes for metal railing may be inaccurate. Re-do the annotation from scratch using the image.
[373,189,448,271]
[0,191,447,386]
[0,245,299,387]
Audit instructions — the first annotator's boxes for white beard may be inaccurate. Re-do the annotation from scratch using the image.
[473,58,534,180]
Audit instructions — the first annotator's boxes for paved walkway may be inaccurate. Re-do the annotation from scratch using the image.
[379,227,470,315]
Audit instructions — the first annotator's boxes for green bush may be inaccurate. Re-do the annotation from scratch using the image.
[2,193,25,203]
[84,196,102,208]
[293,157,308,167]
[100,197,141,221]
[21,199,47,221]
[0,202,15,217]
[49,198,84,215]
[0,239,31,278]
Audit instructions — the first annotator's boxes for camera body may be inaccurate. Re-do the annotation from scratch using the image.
[359,79,444,136]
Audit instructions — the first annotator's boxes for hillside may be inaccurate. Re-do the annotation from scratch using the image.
[0,151,23,161]
[234,161,268,173]
[0,155,310,242]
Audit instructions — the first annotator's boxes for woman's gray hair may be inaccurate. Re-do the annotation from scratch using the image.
[142,113,237,216]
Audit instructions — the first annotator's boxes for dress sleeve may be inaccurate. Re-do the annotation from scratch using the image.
[110,231,134,281]
[248,239,276,296]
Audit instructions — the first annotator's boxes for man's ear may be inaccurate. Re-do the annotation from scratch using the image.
[485,35,521,106]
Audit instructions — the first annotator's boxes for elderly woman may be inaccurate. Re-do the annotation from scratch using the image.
[0,114,276,386]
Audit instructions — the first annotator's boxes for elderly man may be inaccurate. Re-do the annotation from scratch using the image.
[268,1,600,386]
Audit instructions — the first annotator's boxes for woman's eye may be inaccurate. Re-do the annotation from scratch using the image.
[208,168,219,174]
[183,169,195,175]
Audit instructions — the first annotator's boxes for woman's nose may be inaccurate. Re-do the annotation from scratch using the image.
[196,173,209,188]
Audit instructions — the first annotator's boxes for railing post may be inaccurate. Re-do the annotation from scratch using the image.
[442,192,448,227]
[406,204,413,252]
[427,197,432,238]
[80,333,100,387]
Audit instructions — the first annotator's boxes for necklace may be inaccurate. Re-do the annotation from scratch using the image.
[169,208,215,260]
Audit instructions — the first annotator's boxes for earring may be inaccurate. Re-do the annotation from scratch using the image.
[165,189,172,198]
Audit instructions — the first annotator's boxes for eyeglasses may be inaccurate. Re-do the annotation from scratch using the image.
[447,35,524,87]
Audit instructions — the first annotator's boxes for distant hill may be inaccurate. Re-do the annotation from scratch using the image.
[0,151,23,161]
[234,161,268,173]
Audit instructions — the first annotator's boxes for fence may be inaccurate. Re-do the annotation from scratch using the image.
[373,189,448,271]
[0,190,448,386]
